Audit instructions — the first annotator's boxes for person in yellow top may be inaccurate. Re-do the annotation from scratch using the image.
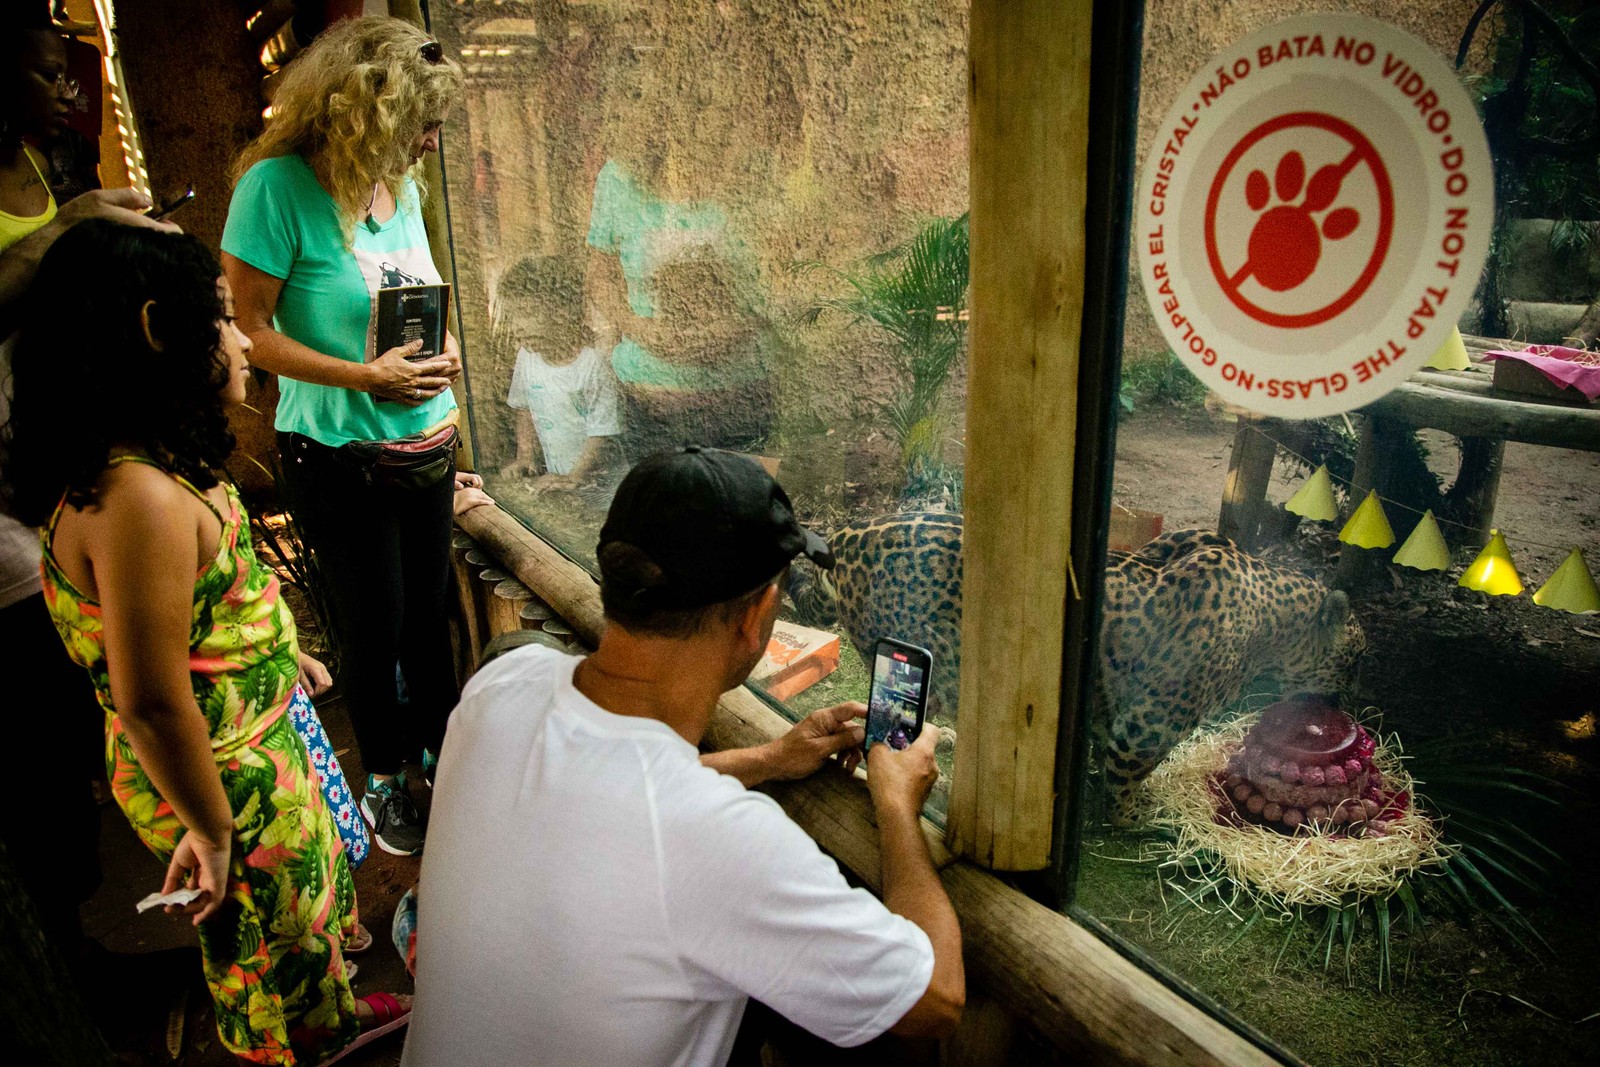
[0,11,65,251]
[1,9,168,325]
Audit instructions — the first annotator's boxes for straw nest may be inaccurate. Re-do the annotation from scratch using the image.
[1139,714,1454,910]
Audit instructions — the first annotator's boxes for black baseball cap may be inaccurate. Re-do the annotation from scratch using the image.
[598,446,834,611]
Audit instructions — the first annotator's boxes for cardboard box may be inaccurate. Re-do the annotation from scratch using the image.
[1107,504,1165,553]
[724,451,781,477]
[751,621,841,701]
[1491,355,1596,404]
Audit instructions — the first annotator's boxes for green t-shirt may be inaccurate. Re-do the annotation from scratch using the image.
[585,159,725,319]
[222,155,455,446]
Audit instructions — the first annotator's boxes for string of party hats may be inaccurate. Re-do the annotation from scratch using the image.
[1274,433,1599,614]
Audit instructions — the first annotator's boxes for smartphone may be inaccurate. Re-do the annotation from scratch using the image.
[148,186,195,221]
[866,638,933,752]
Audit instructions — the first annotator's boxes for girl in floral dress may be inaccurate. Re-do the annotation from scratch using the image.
[4,220,409,1063]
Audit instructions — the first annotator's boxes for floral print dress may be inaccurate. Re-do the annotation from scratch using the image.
[40,458,361,1064]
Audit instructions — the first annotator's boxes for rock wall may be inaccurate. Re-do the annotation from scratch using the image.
[430,0,969,497]
[119,0,280,495]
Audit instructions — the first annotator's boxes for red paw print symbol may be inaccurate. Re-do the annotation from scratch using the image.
[1205,112,1394,329]
[1240,150,1361,292]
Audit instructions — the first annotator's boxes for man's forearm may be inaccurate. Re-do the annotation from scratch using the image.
[876,798,964,1008]
[701,743,777,788]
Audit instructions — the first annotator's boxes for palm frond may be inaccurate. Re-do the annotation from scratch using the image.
[799,214,969,488]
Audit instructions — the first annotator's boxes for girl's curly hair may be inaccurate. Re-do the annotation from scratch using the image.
[232,16,462,232]
[4,220,233,526]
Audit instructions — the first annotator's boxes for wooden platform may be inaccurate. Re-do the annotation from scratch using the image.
[1217,334,1600,582]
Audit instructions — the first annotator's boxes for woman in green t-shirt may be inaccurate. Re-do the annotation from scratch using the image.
[222,17,463,856]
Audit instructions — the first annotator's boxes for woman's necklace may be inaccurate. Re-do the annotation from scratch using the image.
[363,182,381,233]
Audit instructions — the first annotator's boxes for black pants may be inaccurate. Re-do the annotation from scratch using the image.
[279,431,458,775]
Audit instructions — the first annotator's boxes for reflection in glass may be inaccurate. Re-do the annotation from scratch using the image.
[430,3,970,818]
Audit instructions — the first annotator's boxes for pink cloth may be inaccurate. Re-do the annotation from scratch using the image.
[1482,345,1600,401]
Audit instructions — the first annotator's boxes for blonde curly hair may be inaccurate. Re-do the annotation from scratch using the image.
[232,16,462,230]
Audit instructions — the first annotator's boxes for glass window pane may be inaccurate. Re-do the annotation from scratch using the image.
[1072,3,1600,1063]
[429,3,969,819]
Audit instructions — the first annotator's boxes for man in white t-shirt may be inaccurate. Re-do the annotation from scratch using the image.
[403,447,963,1066]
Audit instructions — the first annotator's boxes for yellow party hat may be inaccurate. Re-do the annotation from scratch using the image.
[1457,529,1523,596]
[1532,548,1600,614]
[1391,510,1451,571]
[1338,490,1395,549]
[1286,464,1339,522]
[1426,326,1471,371]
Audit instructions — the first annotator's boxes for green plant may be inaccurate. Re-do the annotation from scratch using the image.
[801,214,969,492]
[235,454,343,677]
[1474,4,1600,224]
[1406,738,1570,955]
[1118,351,1209,415]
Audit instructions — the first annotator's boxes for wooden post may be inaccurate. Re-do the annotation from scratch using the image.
[519,597,553,630]
[487,578,532,639]
[1334,414,1410,590]
[950,0,1093,871]
[1448,436,1505,547]
[1218,417,1279,550]
[450,532,486,674]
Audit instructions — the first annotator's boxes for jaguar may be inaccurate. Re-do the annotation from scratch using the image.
[817,515,1366,822]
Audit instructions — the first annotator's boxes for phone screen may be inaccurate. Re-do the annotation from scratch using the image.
[866,639,932,751]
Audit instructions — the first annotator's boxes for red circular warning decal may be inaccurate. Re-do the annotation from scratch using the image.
[1205,112,1395,328]
[1137,15,1492,418]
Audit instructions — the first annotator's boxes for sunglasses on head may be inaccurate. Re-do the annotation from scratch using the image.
[419,40,443,64]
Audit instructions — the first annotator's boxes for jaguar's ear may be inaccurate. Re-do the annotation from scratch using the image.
[1318,589,1351,630]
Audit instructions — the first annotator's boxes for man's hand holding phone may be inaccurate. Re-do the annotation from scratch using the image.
[763,702,867,781]
[867,723,941,820]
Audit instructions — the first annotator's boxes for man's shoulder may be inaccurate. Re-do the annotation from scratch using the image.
[456,645,577,720]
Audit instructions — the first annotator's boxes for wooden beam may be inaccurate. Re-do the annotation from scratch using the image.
[456,505,1275,1065]
[941,865,1277,1065]
[1362,382,1600,450]
[953,0,1093,872]
[456,506,606,642]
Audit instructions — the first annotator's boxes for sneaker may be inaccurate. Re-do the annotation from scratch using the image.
[360,774,425,856]
[421,748,438,790]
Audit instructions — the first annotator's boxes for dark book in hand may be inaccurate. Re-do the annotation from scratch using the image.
[376,283,451,360]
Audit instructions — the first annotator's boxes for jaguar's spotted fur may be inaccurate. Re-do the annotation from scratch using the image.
[825,516,1366,821]
[1097,529,1365,821]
